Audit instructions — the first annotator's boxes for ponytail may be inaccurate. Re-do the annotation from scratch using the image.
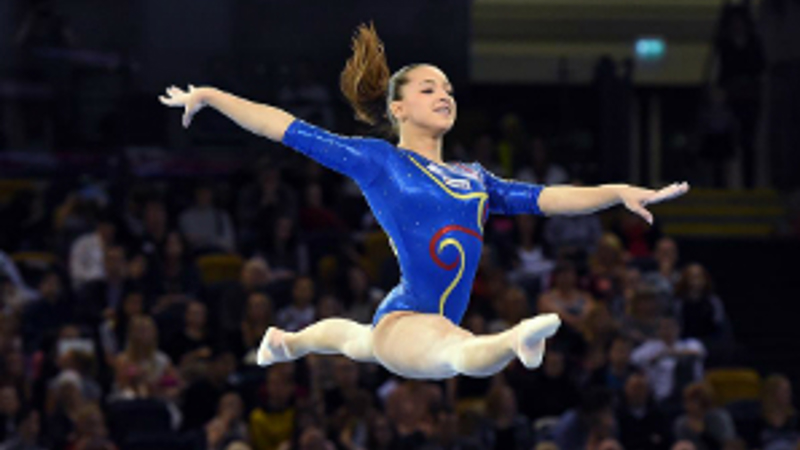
[340,22,417,134]
[340,23,391,126]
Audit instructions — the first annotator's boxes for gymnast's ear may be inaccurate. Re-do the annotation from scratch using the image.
[389,100,404,123]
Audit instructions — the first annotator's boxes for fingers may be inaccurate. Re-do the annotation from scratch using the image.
[644,182,690,205]
[627,202,654,225]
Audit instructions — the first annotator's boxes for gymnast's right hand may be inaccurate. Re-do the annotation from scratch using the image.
[159,85,206,128]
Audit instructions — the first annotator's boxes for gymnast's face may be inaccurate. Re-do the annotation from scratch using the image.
[391,65,456,136]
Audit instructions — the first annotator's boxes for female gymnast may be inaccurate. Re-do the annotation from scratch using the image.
[159,23,689,380]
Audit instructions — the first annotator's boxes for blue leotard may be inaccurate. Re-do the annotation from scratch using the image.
[282,119,545,327]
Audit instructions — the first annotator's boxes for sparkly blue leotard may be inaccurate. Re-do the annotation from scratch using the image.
[282,119,545,327]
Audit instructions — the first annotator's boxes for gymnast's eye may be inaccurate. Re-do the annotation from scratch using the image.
[422,89,434,94]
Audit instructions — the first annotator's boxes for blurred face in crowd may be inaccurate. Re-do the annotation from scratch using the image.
[369,414,394,447]
[554,266,578,291]
[143,201,167,235]
[624,373,650,408]
[195,187,214,208]
[19,410,41,441]
[104,246,127,279]
[657,317,680,344]
[501,287,529,323]
[292,277,315,307]
[299,426,331,450]
[39,272,62,302]
[266,365,295,408]
[241,258,270,289]
[333,356,359,390]
[246,293,272,323]
[96,220,116,245]
[165,232,184,259]
[685,264,708,296]
[653,238,678,266]
[185,301,207,330]
[218,392,244,421]
[609,338,632,368]
[305,184,324,208]
[389,65,456,137]
[543,349,566,378]
[316,295,342,319]
[275,216,295,242]
[75,404,107,438]
[130,316,158,348]
[672,441,698,450]
[122,292,144,318]
[347,266,369,296]
[0,386,20,415]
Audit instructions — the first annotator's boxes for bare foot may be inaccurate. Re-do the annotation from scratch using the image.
[516,313,561,368]
[257,327,292,366]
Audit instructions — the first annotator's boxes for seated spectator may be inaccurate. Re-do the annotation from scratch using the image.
[631,317,706,406]
[364,413,399,450]
[641,237,682,304]
[585,336,637,397]
[621,286,663,346]
[179,185,236,255]
[218,257,275,339]
[0,408,45,450]
[580,302,620,359]
[538,261,594,353]
[0,386,21,444]
[98,291,144,363]
[553,387,617,450]
[249,365,297,450]
[149,231,202,299]
[203,392,248,450]
[180,351,237,431]
[674,382,737,450]
[515,136,569,186]
[340,266,382,325]
[276,277,315,332]
[610,209,662,260]
[740,374,799,450]
[65,403,114,450]
[69,213,116,290]
[22,271,72,353]
[489,286,531,333]
[44,371,89,450]
[112,315,177,400]
[237,293,274,364]
[507,347,579,422]
[385,380,443,443]
[237,162,298,254]
[616,372,671,450]
[262,216,309,278]
[673,263,731,350]
[507,215,554,298]
[165,301,214,367]
[299,183,347,235]
[484,384,534,450]
[77,245,132,326]
[543,199,603,260]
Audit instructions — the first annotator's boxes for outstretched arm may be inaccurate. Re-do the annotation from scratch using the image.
[538,182,689,224]
[160,85,295,141]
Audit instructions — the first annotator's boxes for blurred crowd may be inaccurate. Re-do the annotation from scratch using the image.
[0,119,797,450]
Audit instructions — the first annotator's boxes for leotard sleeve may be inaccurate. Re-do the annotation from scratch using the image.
[281,119,387,186]
[477,164,545,216]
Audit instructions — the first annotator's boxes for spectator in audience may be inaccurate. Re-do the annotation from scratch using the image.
[250,365,297,450]
[507,347,579,422]
[238,293,274,364]
[180,351,237,431]
[165,300,214,368]
[179,185,237,255]
[22,271,72,353]
[44,370,88,450]
[340,267,382,325]
[111,315,177,400]
[363,413,398,450]
[0,408,45,450]
[203,392,248,450]
[674,382,737,450]
[68,214,116,290]
[277,277,315,333]
[543,181,603,259]
[484,384,534,450]
[673,440,699,450]
[631,317,706,406]
[642,237,682,305]
[98,291,143,362]
[588,233,628,293]
[515,136,569,186]
[611,209,663,260]
[77,245,130,326]
[489,286,531,333]
[66,403,113,450]
[615,372,671,450]
[553,387,617,450]
[0,386,22,444]
[219,257,274,339]
[743,374,799,450]
[508,215,554,299]
[238,162,298,253]
[138,199,171,269]
[385,380,442,444]
[299,183,347,235]
[538,261,594,353]
[673,264,731,350]
[262,217,309,278]
[621,286,664,346]
[149,231,202,299]
[580,302,620,360]
[585,336,637,397]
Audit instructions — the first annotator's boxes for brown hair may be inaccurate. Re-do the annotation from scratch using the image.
[683,381,715,410]
[761,373,795,418]
[674,263,714,299]
[340,22,420,134]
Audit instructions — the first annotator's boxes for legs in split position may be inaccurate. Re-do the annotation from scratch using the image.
[257,312,561,379]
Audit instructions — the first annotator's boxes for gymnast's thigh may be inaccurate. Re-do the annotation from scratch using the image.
[370,310,473,379]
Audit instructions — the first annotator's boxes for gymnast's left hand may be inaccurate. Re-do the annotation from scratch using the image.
[619,181,690,225]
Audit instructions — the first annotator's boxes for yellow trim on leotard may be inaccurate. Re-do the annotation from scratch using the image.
[406,155,488,232]
[437,237,466,316]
